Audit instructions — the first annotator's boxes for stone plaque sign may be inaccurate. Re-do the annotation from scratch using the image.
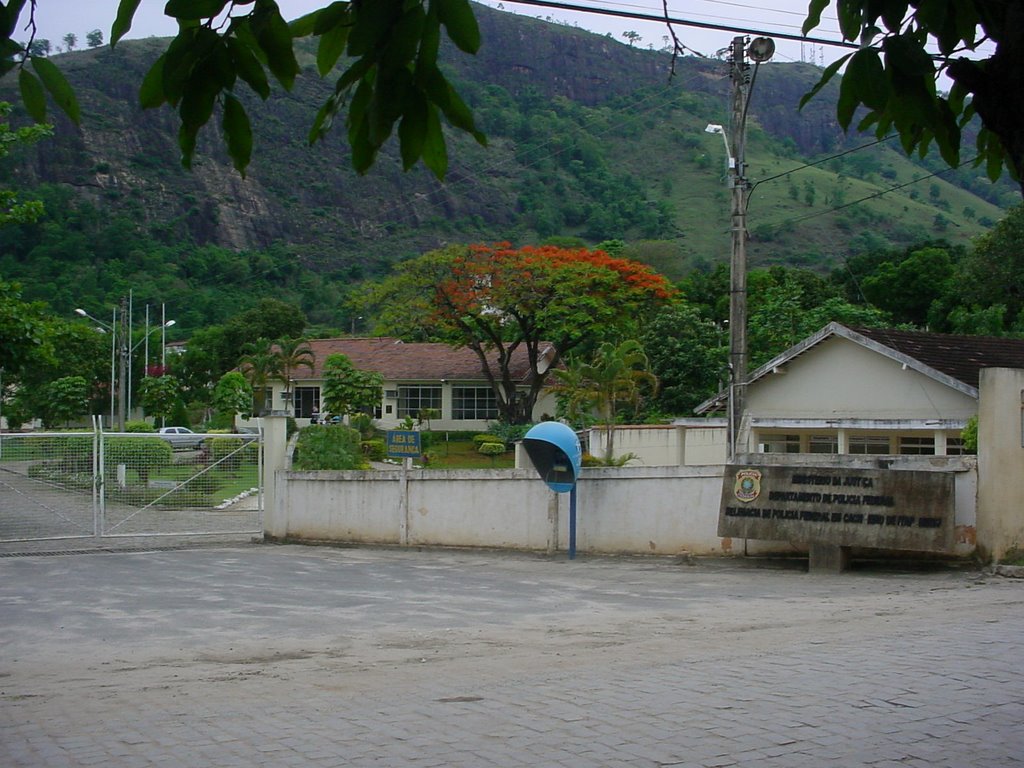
[718,465,955,552]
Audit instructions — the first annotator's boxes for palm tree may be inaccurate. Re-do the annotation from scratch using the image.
[275,337,316,412]
[238,339,281,416]
[553,340,658,464]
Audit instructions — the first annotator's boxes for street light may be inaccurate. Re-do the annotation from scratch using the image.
[76,299,174,431]
[704,123,732,167]
[127,316,176,417]
[75,305,123,430]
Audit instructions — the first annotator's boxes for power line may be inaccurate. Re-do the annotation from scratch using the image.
[747,134,900,206]
[761,155,978,232]
[501,0,861,50]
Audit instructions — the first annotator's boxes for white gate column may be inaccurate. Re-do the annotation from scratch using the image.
[976,368,1024,563]
[260,415,290,540]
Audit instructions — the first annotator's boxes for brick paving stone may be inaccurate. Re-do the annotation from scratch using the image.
[2,547,1024,767]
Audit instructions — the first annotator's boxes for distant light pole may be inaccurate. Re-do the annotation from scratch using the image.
[707,34,774,460]
[75,306,120,429]
[77,300,174,431]
[127,313,175,417]
[161,304,175,371]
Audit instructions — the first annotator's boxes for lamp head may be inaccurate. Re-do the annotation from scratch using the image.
[164,319,176,328]
[704,123,724,135]
[74,308,87,317]
[748,36,775,62]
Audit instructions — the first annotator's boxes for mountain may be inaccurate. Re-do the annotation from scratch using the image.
[0,3,1016,324]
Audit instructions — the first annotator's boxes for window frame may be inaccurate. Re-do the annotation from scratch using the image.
[451,386,499,421]
[396,385,442,419]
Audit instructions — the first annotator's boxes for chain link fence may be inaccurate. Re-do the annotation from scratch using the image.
[0,426,263,547]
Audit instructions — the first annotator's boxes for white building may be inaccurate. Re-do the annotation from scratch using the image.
[697,323,1024,457]
[261,337,559,431]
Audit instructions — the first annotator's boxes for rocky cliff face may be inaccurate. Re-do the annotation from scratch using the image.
[0,5,881,260]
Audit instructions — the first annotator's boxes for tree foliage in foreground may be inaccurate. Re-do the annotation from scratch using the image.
[801,0,1024,194]
[0,0,485,177]
[365,243,675,424]
[3,0,1023,200]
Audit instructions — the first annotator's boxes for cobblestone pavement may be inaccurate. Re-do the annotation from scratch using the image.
[1,545,1022,767]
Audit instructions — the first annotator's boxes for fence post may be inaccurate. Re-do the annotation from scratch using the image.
[94,416,103,539]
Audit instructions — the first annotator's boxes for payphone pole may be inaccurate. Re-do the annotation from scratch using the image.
[522,422,583,562]
[569,486,577,560]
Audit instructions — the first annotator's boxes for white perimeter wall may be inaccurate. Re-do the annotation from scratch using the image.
[272,461,977,558]
[274,466,740,555]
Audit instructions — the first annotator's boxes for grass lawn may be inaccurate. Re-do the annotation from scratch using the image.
[420,438,515,470]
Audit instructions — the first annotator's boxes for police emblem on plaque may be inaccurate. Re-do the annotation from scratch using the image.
[733,469,761,503]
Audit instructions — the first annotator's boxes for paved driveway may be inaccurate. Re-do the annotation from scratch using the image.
[1,545,1022,767]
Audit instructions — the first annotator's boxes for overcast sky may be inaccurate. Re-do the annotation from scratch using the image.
[26,0,849,67]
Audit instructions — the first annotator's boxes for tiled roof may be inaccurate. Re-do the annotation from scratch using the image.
[851,327,1024,389]
[297,337,550,383]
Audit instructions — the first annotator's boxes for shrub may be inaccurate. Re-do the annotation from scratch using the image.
[472,433,501,447]
[105,437,173,484]
[207,436,256,472]
[204,411,236,430]
[486,422,532,445]
[293,425,366,470]
[478,442,506,465]
[961,416,978,454]
[125,420,155,433]
[580,451,639,467]
[349,413,376,438]
[362,439,386,461]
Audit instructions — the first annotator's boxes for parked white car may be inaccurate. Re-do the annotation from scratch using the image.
[157,427,206,450]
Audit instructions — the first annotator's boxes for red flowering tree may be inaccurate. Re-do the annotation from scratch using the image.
[366,243,675,423]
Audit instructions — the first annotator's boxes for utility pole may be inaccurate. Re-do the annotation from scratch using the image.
[727,35,749,460]
[725,34,774,460]
[118,295,128,432]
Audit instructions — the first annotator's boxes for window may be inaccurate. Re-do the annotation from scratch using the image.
[293,386,320,419]
[849,435,891,454]
[397,386,441,418]
[809,434,838,454]
[759,434,800,453]
[946,437,966,456]
[452,387,498,420]
[257,387,273,413]
[898,436,935,455]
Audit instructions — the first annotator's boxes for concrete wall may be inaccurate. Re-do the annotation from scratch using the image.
[586,423,728,467]
[271,458,977,558]
[273,465,739,556]
[976,368,1024,562]
[588,426,680,466]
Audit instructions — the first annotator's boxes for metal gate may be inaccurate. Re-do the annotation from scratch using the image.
[0,424,263,548]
